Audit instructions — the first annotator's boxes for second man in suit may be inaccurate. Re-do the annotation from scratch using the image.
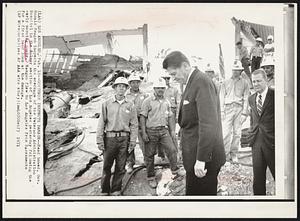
[243,69,275,195]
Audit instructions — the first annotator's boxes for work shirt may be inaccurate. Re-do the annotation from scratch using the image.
[264,43,274,52]
[250,45,264,58]
[96,96,138,145]
[164,86,180,108]
[238,46,250,60]
[219,76,250,115]
[267,78,275,89]
[126,89,148,116]
[140,95,173,128]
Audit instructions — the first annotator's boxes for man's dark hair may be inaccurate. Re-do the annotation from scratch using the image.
[162,51,190,69]
[252,68,267,79]
[236,41,242,45]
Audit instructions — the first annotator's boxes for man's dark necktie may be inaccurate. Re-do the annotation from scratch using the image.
[257,94,263,115]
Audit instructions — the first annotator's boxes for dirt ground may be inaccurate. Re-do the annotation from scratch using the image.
[45,119,275,197]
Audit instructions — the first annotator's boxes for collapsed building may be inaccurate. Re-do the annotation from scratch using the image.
[43,22,275,196]
[43,24,190,196]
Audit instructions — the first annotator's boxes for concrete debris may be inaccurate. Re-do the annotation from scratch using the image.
[156,168,186,196]
[218,185,228,192]
[47,127,82,158]
[78,97,91,105]
[68,115,83,119]
[54,54,142,90]
[44,78,275,196]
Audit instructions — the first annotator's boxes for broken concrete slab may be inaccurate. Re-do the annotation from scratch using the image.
[56,54,142,90]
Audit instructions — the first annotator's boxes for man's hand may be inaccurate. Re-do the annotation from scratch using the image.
[142,132,149,143]
[240,115,247,125]
[97,143,104,151]
[97,146,104,162]
[194,160,207,178]
[128,142,136,154]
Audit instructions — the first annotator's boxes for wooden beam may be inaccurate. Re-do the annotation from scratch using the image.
[235,23,241,57]
[142,24,148,74]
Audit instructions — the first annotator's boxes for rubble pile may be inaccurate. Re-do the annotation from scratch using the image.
[44,79,275,196]
[56,54,142,90]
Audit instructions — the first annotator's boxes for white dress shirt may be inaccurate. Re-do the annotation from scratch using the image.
[256,86,268,106]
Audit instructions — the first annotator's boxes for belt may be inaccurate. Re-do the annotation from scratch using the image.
[225,102,243,107]
[252,56,262,58]
[106,131,129,137]
[147,126,168,130]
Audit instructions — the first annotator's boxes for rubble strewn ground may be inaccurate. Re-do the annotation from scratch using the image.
[45,81,275,196]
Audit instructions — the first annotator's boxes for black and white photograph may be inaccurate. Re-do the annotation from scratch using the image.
[2,2,297,218]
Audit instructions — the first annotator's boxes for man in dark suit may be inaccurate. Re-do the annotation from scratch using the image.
[243,68,275,195]
[163,51,226,195]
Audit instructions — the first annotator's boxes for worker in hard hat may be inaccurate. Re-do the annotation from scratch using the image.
[157,72,181,161]
[205,65,221,93]
[140,78,185,188]
[264,35,274,54]
[236,41,251,82]
[96,77,138,196]
[250,37,264,72]
[219,60,250,163]
[125,73,149,173]
[261,56,275,89]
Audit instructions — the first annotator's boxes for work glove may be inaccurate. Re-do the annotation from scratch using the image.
[128,142,136,154]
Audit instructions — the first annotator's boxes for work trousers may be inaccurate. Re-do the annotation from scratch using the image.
[145,128,178,178]
[157,107,178,158]
[186,162,221,195]
[127,130,145,166]
[101,136,128,194]
[222,103,243,160]
[252,134,275,195]
[251,56,262,73]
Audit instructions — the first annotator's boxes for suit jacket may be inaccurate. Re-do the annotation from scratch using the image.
[248,88,275,148]
[178,69,226,172]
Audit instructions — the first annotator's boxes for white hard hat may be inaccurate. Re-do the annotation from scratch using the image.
[232,60,244,70]
[267,35,274,40]
[153,78,166,88]
[128,74,141,82]
[205,64,214,73]
[113,77,129,87]
[261,56,275,67]
[161,72,171,79]
[256,37,263,42]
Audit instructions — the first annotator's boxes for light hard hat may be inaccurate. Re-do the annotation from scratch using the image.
[205,65,214,73]
[256,37,263,42]
[261,56,275,67]
[161,72,171,79]
[128,74,141,83]
[267,35,274,41]
[113,77,129,88]
[153,78,166,88]
[232,60,244,70]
